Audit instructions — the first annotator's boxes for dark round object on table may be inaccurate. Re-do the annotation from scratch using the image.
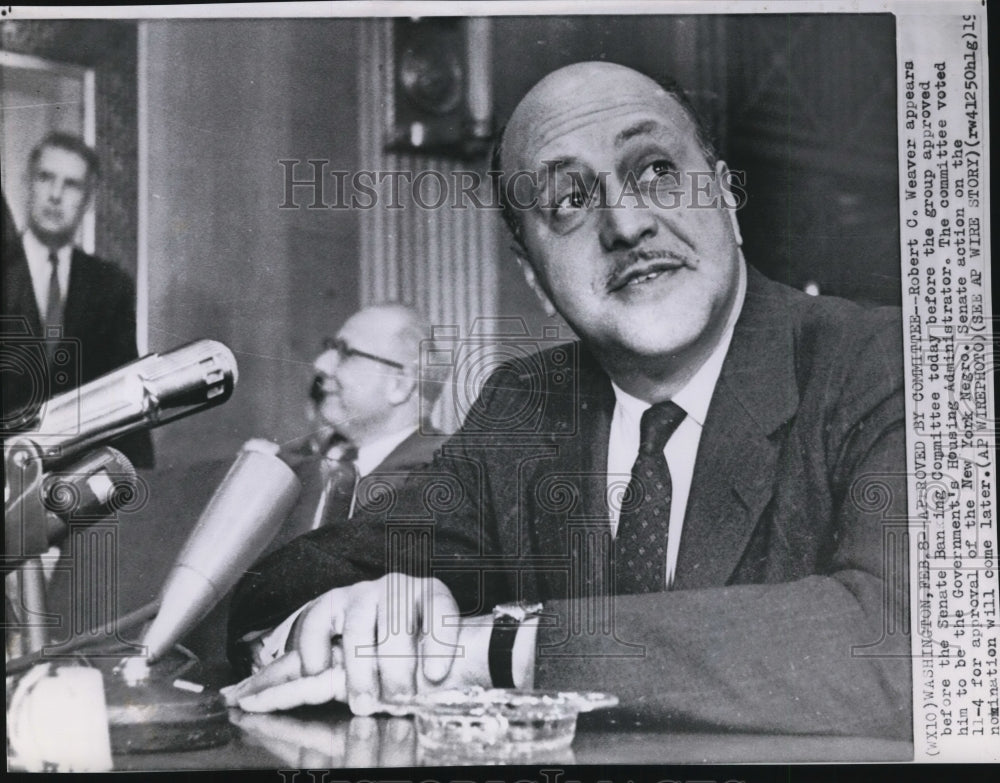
[98,650,234,754]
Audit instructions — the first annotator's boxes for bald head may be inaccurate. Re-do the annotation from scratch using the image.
[346,304,430,363]
[506,64,664,163]
[494,62,717,241]
[312,303,447,445]
[488,61,743,402]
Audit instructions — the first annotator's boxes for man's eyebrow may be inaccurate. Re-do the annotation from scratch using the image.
[527,157,586,192]
[614,120,661,147]
[535,157,578,175]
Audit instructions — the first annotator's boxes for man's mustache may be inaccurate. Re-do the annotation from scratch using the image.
[605,249,696,291]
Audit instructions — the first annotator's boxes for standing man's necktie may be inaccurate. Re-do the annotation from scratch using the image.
[318,445,359,527]
[615,400,686,594]
[44,251,62,360]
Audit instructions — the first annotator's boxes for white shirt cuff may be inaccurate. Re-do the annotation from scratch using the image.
[242,605,307,672]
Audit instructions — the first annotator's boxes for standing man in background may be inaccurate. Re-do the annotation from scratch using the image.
[1,132,153,468]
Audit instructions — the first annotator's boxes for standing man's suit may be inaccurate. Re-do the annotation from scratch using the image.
[1,238,153,467]
[228,267,909,738]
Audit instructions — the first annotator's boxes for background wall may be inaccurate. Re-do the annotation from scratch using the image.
[2,11,902,665]
[725,14,899,306]
[1,20,138,276]
[488,14,899,335]
[144,20,364,469]
[3,13,900,470]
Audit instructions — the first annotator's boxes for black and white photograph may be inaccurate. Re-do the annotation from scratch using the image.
[2,0,995,775]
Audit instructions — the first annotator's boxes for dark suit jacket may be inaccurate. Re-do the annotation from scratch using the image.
[2,240,154,467]
[227,426,446,667]
[228,268,910,739]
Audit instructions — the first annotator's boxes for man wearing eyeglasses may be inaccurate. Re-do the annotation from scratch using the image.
[227,303,447,674]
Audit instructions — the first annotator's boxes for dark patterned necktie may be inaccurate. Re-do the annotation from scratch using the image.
[318,445,358,527]
[45,251,62,358]
[615,400,686,594]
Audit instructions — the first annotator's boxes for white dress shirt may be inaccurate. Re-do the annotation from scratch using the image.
[22,230,72,324]
[308,426,417,531]
[606,261,747,589]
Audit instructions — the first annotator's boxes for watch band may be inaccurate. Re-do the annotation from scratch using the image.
[488,614,519,689]
[488,602,543,689]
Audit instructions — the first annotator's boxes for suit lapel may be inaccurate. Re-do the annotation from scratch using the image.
[278,429,420,547]
[270,454,326,547]
[673,267,799,589]
[271,433,334,547]
[62,248,90,337]
[4,244,42,335]
[526,350,616,597]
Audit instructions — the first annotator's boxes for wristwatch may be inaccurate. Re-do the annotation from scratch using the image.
[489,601,543,689]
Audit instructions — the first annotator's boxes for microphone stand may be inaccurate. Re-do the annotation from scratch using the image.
[6,599,234,755]
[4,439,234,755]
[6,439,301,755]
[5,438,145,658]
[6,437,59,655]
[5,339,246,754]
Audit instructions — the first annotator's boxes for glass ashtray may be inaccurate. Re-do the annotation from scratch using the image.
[398,687,618,760]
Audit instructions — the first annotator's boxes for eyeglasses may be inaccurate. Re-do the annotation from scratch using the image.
[321,337,406,370]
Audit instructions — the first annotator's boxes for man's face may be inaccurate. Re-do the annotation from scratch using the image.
[503,64,743,373]
[26,146,93,246]
[311,310,411,445]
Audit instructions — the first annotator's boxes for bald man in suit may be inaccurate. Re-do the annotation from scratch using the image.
[225,64,909,741]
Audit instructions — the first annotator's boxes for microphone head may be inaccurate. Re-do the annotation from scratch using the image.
[142,443,300,661]
[4,445,139,567]
[141,340,238,415]
[19,339,239,467]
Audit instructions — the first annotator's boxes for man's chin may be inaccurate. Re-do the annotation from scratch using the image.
[594,317,713,367]
[28,222,74,247]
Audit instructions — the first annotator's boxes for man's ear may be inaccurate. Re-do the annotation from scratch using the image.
[515,252,558,318]
[84,181,97,210]
[386,371,418,406]
[715,159,743,248]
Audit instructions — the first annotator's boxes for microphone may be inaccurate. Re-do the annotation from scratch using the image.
[142,442,301,661]
[40,446,139,547]
[15,339,238,468]
[4,446,138,570]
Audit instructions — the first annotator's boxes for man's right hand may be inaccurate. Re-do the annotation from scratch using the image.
[221,574,466,715]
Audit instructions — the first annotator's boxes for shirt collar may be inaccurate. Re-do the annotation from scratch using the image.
[23,229,72,270]
[611,259,747,427]
[333,425,416,478]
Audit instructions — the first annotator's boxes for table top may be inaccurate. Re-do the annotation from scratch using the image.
[5,652,913,772]
[109,705,914,771]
